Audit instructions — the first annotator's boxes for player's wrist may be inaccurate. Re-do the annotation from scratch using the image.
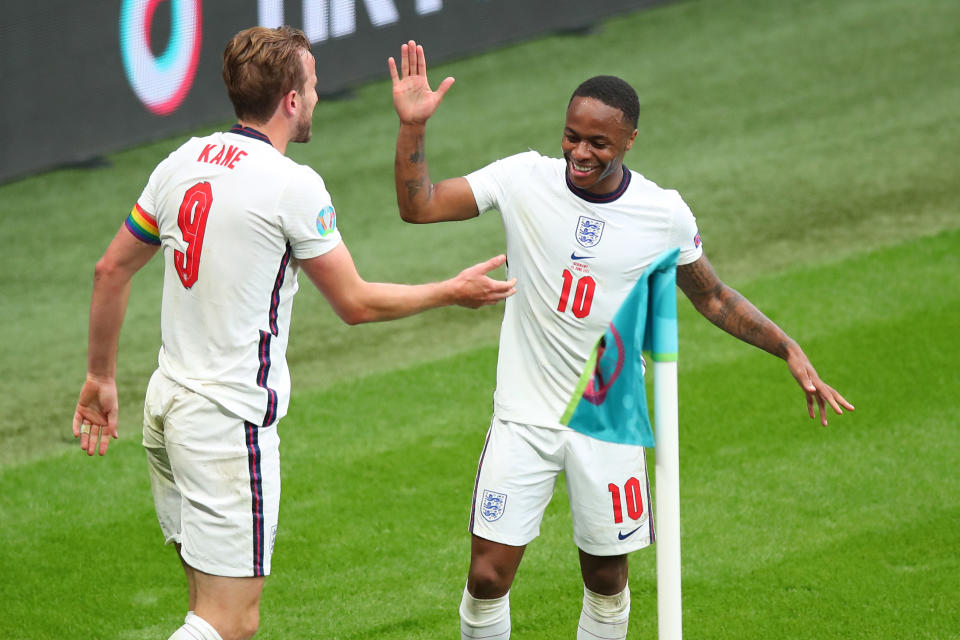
[85,371,116,385]
[780,339,804,361]
[398,119,429,129]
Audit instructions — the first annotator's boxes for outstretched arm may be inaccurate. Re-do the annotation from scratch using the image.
[299,242,515,325]
[388,40,480,223]
[676,254,854,426]
[74,226,159,455]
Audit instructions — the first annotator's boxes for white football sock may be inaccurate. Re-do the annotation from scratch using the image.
[577,583,630,640]
[460,584,511,639]
[168,612,224,640]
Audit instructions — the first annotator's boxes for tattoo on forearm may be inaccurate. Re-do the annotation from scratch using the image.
[403,178,434,203]
[408,137,425,164]
[714,290,789,357]
[678,260,717,292]
[679,259,788,358]
[719,290,763,340]
[404,179,423,200]
[399,134,429,202]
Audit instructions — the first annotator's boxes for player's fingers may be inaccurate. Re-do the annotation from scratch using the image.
[493,284,518,302]
[406,40,417,77]
[416,44,427,76]
[822,388,845,416]
[388,56,399,83]
[98,428,111,456]
[833,389,855,412]
[477,254,507,273]
[484,277,516,298]
[400,42,410,78]
[436,76,455,100]
[84,424,99,456]
[817,394,828,427]
[806,391,815,420]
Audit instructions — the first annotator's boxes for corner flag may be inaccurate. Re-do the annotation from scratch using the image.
[560,246,684,640]
[560,246,680,446]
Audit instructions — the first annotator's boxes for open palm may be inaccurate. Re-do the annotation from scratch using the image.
[389,40,455,125]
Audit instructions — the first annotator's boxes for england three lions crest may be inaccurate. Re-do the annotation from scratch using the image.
[576,216,605,248]
[480,489,507,522]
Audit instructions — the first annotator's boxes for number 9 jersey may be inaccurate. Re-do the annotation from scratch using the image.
[465,150,702,429]
[127,126,342,428]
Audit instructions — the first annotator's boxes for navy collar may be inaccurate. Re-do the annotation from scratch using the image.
[566,165,631,203]
[229,124,273,147]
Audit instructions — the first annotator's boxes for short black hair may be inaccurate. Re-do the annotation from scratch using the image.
[569,76,639,129]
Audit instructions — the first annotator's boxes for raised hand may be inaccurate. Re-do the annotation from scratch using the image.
[451,254,517,309]
[388,40,455,125]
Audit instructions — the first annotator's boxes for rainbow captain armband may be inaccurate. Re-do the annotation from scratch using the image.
[125,204,161,245]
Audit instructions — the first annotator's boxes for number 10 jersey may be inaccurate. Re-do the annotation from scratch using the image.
[465,150,702,429]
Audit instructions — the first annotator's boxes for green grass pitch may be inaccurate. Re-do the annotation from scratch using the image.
[1,0,958,637]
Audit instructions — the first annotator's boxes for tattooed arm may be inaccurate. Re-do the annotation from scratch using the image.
[677,254,854,425]
[389,40,479,223]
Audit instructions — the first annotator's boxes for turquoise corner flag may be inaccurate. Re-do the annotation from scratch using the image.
[560,247,680,446]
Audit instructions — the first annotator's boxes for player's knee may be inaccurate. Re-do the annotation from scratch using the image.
[202,609,258,640]
[236,609,259,640]
[580,553,628,595]
[467,565,512,599]
[585,569,627,595]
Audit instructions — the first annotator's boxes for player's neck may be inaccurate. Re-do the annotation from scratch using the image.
[236,118,290,155]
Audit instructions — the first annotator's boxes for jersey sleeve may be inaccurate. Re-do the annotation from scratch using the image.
[465,151,539,215]
[127,159,168,245]
[279,165,343,260]
[666,190,703,265]
[124,204,160,245]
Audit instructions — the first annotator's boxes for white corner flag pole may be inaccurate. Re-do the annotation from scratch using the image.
[649,249,683,640]
[654,358,682,639]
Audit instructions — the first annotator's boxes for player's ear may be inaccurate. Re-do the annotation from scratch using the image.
[281,89,298,116]
[624,129,638,151]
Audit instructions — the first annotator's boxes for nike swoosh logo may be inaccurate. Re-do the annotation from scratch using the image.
[571,252,595,260]
[618,526,642,540]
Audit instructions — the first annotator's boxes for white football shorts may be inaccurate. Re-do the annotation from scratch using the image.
[470,416,654,556]
[142,370,280,577]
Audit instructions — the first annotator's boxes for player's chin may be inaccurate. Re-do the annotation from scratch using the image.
[566,165,601,189]
[563,155,597,181]
[292,125,313,144]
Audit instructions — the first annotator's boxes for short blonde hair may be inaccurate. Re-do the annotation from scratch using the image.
[222,26,312,123]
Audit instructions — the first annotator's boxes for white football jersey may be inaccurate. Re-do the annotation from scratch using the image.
[132,126,342,427]
[466,150,702,428]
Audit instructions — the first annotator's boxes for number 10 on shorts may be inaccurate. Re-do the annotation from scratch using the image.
[608,477,644,523]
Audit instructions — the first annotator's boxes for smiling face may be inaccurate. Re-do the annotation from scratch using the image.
[561,97,638,194]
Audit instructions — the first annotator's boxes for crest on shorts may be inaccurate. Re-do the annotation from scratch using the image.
[576,216,604,248]
[480,489,507,522]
